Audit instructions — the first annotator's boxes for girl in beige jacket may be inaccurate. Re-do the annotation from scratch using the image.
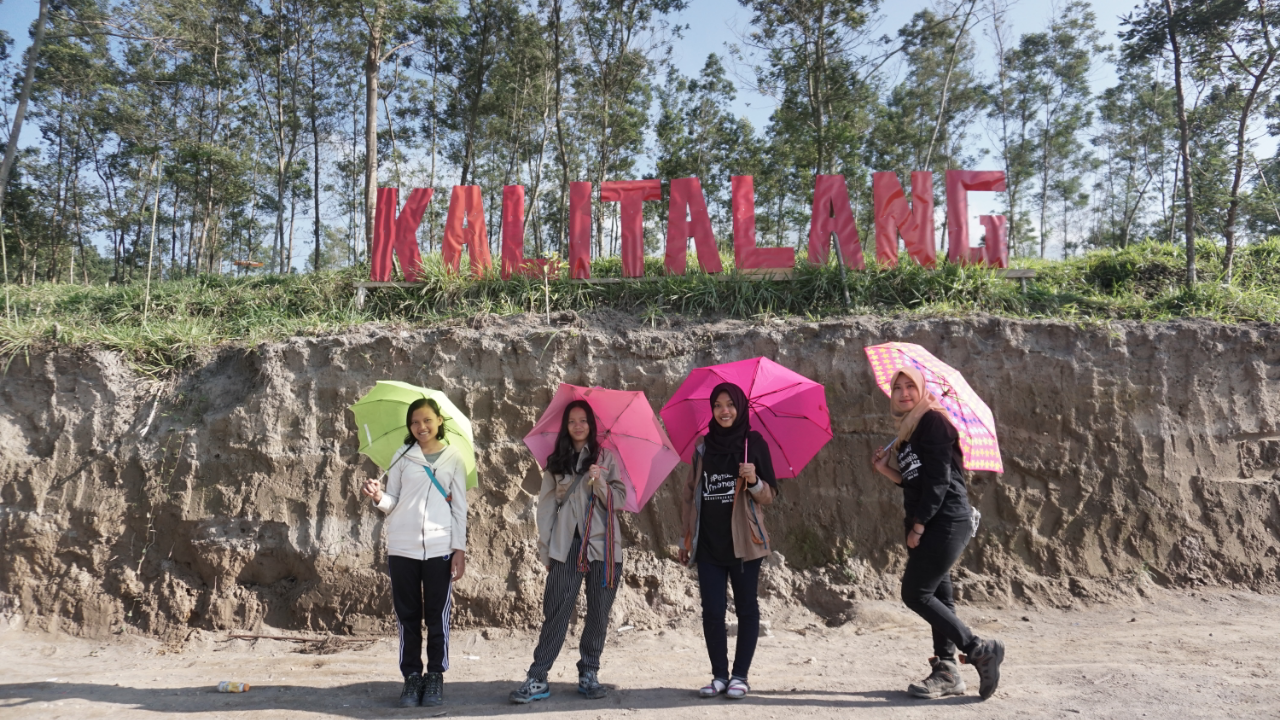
[510,400,626,705]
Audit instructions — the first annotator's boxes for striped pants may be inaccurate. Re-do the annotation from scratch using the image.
[389,554,453,677]
[527,538,621,682]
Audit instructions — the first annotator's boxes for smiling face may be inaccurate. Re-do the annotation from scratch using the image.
[567,406,591,446]
[410,405,443,445]
[713,391,738,428]
[891,372,921,415]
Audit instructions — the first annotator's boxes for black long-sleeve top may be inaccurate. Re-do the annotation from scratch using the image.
[896,410,971,530]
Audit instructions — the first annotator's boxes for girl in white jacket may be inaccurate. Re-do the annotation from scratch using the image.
[362,398,468,708]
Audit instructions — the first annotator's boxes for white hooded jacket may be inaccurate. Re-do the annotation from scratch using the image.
[374,443,468,560]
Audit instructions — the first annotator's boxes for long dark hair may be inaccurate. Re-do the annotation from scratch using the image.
[404,398,448,445]
[545,400,600,475]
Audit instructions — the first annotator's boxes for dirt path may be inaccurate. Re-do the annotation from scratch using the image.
[1,587,1275,720]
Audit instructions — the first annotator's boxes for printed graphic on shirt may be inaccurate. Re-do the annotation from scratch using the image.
[703,471,737,505]
[898,444,922,484]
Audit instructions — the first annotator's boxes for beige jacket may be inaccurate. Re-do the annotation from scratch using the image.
[537,447,626,566]
[680,441,775,567]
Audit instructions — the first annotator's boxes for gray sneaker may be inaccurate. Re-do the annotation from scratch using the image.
[908,657,966,699]
[578,670,608,699]
[509,676,551,704]
[964,638,1005,700]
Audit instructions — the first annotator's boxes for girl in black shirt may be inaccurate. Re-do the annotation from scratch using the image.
[678,382,777,700]
[872,367,1006,701]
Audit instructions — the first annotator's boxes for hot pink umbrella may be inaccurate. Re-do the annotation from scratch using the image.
[524,384,681,512]
[659,357,832,478]
[864,342,1004,473]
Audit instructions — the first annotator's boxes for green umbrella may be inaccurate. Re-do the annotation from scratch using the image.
[349,381,478,489]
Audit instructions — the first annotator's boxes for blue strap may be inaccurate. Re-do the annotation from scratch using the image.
[422,464,452,504]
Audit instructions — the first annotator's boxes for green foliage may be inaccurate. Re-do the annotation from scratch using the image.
[7,241,1280,376]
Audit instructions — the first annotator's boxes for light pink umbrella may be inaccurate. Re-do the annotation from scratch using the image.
[523,384,682,512]
[659,357,832,478]
[864,342,1004,473]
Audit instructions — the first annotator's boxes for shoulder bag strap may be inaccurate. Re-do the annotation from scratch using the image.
[421,463,452,504]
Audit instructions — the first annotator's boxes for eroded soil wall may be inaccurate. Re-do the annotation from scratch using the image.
[2,315,1278,637]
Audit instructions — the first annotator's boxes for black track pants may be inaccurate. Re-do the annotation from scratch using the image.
[389,554,453,677]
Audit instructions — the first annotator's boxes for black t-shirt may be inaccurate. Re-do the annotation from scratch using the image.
[696,450,740,566]
[896,410,971,529]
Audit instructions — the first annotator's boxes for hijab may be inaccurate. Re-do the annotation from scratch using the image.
[705,382,751,457]
[890,367,945,449]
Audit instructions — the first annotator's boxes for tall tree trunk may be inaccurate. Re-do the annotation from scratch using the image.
[551,0,570,255]
[1223,38,1276,282]
[311,45,322,273]
[363,2,384,262]
[1165,0,1196,287]
[923,0,978,170]
[0,0,49,222]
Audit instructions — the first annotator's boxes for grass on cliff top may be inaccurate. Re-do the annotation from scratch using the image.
[2,239,1279,375]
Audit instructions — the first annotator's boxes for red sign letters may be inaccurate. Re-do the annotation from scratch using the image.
[370,171,1008,281]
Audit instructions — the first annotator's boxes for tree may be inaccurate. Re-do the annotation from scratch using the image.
[655,54,753,239]
[0,0,50,233]
[987,0,1042,254]
[575,0,683,256]
[346,0,423,262]
[1028,2,1107,258]
[1091,60,1177,247]
[1210,0,1279,281]
[1122,0,1240,286]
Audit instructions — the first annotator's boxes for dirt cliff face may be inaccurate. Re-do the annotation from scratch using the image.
[2,314,1278,638]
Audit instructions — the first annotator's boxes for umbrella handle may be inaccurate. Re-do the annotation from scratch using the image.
[369,444,414,487]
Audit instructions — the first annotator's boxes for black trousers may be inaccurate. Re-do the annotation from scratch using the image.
[697,558,763,681]
[389,554,453,677]
[900,515,976,660]
[527,537,621,682]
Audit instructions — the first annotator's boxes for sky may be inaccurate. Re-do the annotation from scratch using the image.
[0,0,1141,260]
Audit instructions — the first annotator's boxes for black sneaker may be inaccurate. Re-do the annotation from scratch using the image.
[578,670,607,699]
[421,671,444,707]
[964,638,1006,700]
[399,673,424,707]
[908,657,966,698]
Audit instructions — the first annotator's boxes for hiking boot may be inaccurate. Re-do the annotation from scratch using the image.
[399,673,424,707]
[907,657,966,699]
[578,670,608,699]
[421,671,444,707]
[963,637,1006,700]
[509,676,551,704]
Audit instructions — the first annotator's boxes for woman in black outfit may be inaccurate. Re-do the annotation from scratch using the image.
[678,382,777,700]
[872,367,1006,701]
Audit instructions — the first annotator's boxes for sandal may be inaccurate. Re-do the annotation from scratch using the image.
[699,678,728,698]
[726,676,749,699]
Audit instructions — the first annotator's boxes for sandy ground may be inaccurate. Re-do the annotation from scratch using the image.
[0,587,1275,720]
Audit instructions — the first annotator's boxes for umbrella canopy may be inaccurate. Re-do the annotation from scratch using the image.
[864,342,1004,473]
[659,357,832,478]
[523,384,681,513]
[349,381,478,488]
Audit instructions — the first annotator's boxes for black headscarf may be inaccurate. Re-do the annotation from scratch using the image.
[704,382,750,457]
